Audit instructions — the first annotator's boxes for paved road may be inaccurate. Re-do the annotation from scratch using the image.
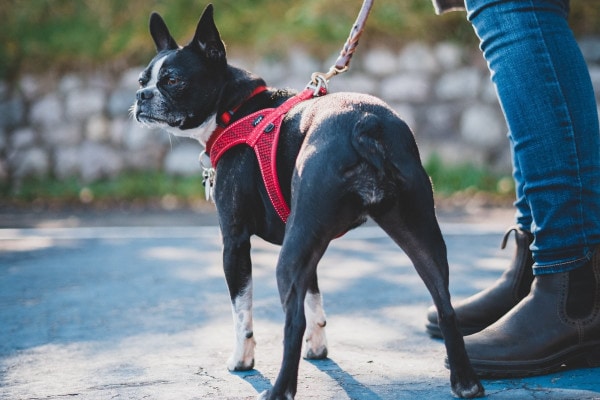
[1,209,599,399]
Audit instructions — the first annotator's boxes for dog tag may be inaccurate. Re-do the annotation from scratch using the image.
[202,168,215,201]
[203,174,210,201]
[199,151,215,202]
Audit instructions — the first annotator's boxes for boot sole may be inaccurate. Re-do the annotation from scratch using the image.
[446,341,600,378]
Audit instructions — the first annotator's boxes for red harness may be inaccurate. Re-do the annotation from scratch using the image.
[205,87,321,223]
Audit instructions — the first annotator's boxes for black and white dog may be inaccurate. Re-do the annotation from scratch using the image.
[133,4,484,399]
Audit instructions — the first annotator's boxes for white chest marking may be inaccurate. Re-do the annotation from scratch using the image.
[164,114,217,146]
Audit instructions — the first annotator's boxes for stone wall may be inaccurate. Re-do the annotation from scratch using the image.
[2,39,600,189]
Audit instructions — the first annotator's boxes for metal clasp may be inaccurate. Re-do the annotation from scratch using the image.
[306,73,329,97]
[306,65,349,97]
[199,151,215,202]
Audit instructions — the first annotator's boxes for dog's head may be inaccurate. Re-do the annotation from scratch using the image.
[132,4,226,144]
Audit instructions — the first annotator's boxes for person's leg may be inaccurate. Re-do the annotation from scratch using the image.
[510,135,533,233]
[461,0,600,376]
[468,0,600,270]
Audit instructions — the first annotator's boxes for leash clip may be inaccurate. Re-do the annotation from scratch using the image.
[306,73,329,97]
[199,151,215,202]
[306,64,350,97]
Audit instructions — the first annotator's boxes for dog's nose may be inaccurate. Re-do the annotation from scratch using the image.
[136,88,154,101]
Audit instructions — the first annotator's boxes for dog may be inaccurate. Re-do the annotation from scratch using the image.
[132,4,484,399]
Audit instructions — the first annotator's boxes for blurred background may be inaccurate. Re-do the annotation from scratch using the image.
[1,0,600,216]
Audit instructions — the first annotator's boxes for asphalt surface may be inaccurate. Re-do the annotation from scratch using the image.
[1,205,599,399]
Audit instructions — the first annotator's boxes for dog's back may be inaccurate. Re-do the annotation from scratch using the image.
[280,92,426,226]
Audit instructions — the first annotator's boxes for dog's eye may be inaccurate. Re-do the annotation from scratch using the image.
[138,76,149,88]
[166,77,180,86]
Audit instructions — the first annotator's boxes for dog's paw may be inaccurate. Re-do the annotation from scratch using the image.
[451,377,485,398]
[227,356,255,372]
[302,320,328,360]
[303,344,328,360]
[303,291,328,360]
[227,335,256,371]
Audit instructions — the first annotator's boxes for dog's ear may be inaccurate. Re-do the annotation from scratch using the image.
[188,4,226,64]
[149,12,179,52]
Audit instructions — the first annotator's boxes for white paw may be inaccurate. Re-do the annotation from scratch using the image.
[303,337,328,359]
[227,336,256,371]
[303,291,328,359]
[303,321,328,359]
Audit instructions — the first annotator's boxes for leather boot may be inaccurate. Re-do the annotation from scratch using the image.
[462,246,600,378]
[426,226,534,338]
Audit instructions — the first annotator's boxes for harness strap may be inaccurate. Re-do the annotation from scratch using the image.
[207,88,316,222]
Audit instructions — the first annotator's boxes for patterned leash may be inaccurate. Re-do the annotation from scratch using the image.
[307,0,375,94]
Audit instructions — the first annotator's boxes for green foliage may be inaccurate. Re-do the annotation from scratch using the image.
[1,159,513,207]
[424,153,513,197]
[4,171,204,204]
[2,0,598,79]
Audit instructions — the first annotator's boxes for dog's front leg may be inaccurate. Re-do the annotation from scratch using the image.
[223,235,256,372]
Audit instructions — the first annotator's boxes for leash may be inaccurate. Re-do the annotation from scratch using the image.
[307,0,374,94]
[202,0,375,221]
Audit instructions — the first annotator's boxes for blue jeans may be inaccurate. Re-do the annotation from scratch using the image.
[464,0,600,274]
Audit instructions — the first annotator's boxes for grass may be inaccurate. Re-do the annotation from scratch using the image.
[2,171,205,208]
[424,154,513,197]
[1,157,514,209]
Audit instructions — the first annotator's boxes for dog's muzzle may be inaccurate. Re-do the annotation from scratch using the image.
[136,87,154,102]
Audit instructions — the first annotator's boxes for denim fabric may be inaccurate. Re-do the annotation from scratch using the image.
[464,0,600,274]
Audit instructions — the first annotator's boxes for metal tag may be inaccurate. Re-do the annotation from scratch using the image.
[202,167,215,202]
[199,151,215,202]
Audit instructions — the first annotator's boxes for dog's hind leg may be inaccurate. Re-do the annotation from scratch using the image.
[261,213,336,400]
[303,273,328,360]
[370,170,484,398]
[222,231,256,372]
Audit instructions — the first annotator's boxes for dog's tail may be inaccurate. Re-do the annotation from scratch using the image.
[350,112,424,188]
